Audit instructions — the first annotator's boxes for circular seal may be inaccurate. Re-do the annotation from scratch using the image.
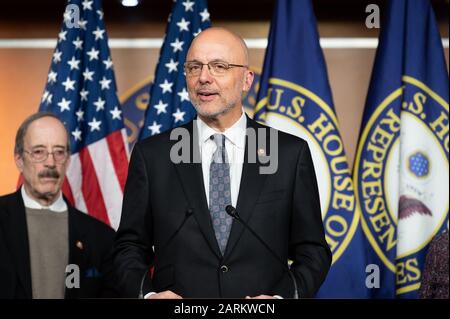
[353,76,449,294]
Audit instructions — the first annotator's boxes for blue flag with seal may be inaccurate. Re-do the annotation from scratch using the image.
[138,0,210,141]
[254,0,369,297]
[353,0,449,298]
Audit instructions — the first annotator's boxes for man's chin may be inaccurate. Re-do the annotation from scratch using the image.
[195,105,230,119]
[36,190,59,202]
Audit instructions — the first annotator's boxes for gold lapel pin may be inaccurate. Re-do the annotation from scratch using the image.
[76,240,84,250]
[258,148,266,156]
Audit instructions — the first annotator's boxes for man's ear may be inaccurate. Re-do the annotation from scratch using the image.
[14,153,24,173]
[243,69,255,92]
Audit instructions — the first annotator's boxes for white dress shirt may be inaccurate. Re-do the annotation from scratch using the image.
[21,186,67,212]
[196,111,246,208]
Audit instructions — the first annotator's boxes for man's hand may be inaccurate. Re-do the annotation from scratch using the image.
[147,290,183,299]
[245,295,276,299]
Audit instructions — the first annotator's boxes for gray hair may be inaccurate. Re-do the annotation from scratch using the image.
[14,112,70,155]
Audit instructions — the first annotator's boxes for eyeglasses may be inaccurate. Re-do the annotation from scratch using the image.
[184,61,248,77]
[23,148,69,163]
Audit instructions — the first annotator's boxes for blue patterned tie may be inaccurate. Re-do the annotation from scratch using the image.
[209,134,233,255]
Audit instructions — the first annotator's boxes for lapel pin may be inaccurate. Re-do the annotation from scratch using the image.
[76,240,84,250]
[258,148,266,156]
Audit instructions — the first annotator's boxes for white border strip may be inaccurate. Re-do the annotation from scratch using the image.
[0,37,448,49]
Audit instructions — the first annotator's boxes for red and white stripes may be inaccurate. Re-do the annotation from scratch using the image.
[65,128,129,230]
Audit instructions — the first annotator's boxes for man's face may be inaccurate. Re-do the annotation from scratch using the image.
[15,117,70,203]
[185,30,254,119]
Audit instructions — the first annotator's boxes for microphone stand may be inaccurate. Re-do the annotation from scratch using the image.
[226,205,299,299]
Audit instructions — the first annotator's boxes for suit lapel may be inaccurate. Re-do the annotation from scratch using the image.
[173,121,222,259]
[1,190,32,298]
[66,205,86,298]
[224,117,269,258]
[172,118,271,259]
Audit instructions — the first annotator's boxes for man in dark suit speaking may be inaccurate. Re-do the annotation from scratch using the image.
[113,27,331,299]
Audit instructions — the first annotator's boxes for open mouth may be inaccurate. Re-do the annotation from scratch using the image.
[197,91,218,102]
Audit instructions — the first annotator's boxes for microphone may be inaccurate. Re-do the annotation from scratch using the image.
[138,207,194,299]
[225,205,299,299]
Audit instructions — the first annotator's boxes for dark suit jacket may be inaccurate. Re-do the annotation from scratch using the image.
[113,117,331,298]
[0,190,118,299]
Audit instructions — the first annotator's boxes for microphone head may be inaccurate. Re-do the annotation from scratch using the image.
[225,205,238,218]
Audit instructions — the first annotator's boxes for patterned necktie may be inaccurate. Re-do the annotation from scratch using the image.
[209,134,233,255]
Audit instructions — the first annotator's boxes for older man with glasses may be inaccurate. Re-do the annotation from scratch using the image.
[0,112,117,299]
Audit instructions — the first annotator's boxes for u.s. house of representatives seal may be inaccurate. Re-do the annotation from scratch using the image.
[353,76,449,295]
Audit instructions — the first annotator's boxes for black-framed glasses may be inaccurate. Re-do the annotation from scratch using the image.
[24,148,69,163]
[184,61,248,76]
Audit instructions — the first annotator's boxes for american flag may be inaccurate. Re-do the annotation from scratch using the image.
[139,0,211,140]
[38,0,129,230]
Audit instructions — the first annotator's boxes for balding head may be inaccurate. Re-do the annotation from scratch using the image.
[187,27,249,66]
[15,112,69,156]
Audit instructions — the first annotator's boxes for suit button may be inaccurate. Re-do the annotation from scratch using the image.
[221,265,229,273]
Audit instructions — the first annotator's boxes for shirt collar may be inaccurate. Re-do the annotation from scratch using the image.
[21,185,68,212]
[196,110,247,149]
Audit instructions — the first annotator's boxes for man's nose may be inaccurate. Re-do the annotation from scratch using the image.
[198,64,213,83]
[43,152,57,167]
